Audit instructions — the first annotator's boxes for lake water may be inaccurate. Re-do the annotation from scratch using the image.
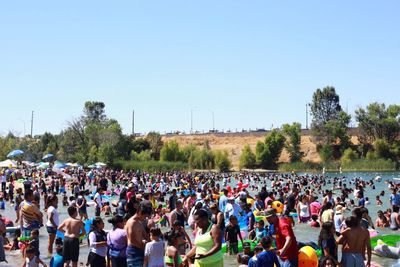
[2,171,400,267]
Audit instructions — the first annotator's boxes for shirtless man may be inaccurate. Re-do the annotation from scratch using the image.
[337,215,371,267]
[58,206,86,267]
[125,201,153,267]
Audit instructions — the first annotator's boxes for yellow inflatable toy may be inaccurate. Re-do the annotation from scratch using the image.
[298,246,318,267]
[271,201,284,214]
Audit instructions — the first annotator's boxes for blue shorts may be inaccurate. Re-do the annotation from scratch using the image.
[126,245,144,267]
[47,226,57,234]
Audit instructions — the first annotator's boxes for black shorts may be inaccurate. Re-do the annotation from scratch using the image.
[63,236,80,262]
[95,206,101,216]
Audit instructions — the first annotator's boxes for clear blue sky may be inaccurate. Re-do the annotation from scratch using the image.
[1,1,399,136]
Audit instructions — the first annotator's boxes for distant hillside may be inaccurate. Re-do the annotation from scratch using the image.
[162,129,360,170]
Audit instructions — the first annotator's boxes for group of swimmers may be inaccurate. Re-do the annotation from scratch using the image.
[0,166,399,267]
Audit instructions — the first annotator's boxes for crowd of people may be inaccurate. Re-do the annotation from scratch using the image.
[0,165,399,267]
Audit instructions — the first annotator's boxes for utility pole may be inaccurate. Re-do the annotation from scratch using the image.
[132,109,135,136]
[190,109,193,134]
[30,111,34,137]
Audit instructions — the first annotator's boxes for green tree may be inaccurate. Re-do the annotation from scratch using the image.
[341,148,358,164]
[311,87,342,133]
[98,143,116,164]
[84,101,106,123]
[355,102,400,144]
[373,139,392,159]
[181,144,198,164]
[131,150,152,161]
[255,141,265,165]
[146,132,163,160]
[310,87,351,157]
[160,140,182,162]
[214,150,231,172]
[131,138,150,153]
[239,145,256,169]
[282,123,303,162]
[318,144,333,163]
[88,145,99,163]
[255,129,286,169]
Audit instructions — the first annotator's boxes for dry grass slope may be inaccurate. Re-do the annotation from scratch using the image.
[162,133,360,170]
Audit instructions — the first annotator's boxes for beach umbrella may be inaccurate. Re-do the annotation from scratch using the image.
[7,149,24,158]
[67,163,79,167]
[37,162,50,169]
[95,162,107,167]
[22,161,35,167]
[42,153,54,161]
[54,162,67,169]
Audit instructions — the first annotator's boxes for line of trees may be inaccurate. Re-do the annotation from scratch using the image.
[0,101,231,172]
[1,89,400,172]
[239,86,400,170]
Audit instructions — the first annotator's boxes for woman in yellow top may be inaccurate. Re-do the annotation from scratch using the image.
[185,209,223,267]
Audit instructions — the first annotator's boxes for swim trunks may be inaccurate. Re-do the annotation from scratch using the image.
[63,236,79,262]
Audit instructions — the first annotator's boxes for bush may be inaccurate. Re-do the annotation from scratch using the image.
[131,150,152,161]
[341,148,358,164]
[366,151,376,160]
[239,145,256,169]
[341,158,396,171]
[374,139,392,159]
[278,161,321,172]
[282,122,303,162]
[112,160,188,172]
[214,150,231,172]
[318,144,333,163]
[160,140,182,162]
[256,129,286,169]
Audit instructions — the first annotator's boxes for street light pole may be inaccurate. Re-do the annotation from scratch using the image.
[30,111,34,137]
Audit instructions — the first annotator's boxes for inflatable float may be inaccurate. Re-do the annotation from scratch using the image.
[221,239,257,253]
[298,245,318,267]
[6,226,19,234]
[371,234,400,248]
[371,236,400,259]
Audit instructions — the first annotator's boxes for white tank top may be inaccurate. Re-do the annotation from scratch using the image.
[299,202,310,217]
